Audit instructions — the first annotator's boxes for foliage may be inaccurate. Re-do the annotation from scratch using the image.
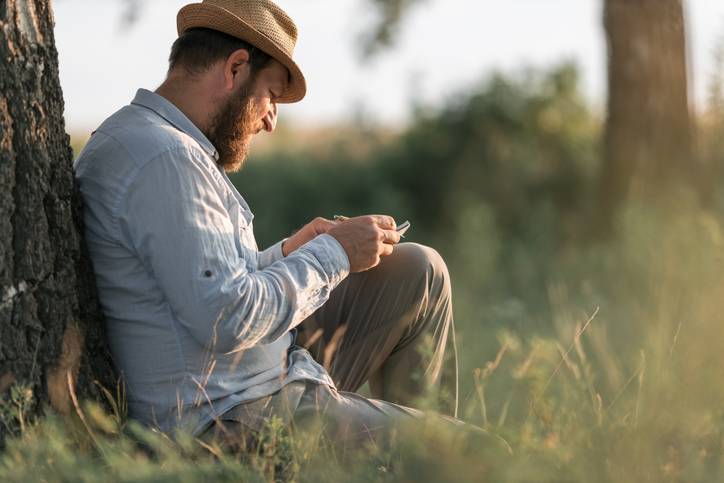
[359,0,428,58]
[0,384,35,438]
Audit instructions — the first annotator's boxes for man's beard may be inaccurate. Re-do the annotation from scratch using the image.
[207,79,260,173]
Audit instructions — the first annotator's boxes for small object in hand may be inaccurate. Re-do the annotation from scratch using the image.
[396,220,411,238]
[333,215,410,237]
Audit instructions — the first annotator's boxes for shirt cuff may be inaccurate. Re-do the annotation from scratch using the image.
[300,233,350,288]
[257,238,287,269]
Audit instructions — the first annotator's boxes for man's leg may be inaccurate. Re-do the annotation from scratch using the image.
[198,381,307,451]
[201,382,487,457]
[298,242,458,415]
[291,382,462,455]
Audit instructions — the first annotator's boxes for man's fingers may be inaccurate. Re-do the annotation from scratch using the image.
[320,220,337,233]
[312,217,336,235]
[380,229,401,245]
[380,243,394,257]
[314,217,333,225]
[370,215,396,229]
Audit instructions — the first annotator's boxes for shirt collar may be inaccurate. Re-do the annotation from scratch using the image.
[130,88,219,161]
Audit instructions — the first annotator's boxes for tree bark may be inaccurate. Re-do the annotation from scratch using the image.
[0,0,115,440]
[598,0,697,234]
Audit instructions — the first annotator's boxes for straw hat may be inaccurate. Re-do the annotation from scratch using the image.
[177,0,306,103]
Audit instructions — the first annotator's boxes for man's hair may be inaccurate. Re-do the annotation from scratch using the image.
[168,27,272,76]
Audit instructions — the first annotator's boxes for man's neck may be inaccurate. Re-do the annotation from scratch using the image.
[155,76,215,137]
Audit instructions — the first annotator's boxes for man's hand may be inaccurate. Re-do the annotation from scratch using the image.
[282,217,337,257]
[326,215,401,273]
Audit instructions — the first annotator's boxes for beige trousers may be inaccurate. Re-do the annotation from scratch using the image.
[202,242,460,449]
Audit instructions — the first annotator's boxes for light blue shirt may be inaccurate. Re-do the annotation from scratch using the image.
[73,89,349,435]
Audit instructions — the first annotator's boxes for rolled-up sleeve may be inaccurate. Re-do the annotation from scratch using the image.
[117,147,349,353]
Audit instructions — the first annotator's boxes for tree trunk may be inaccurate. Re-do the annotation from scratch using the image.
[599,0,697,234]
[0,0,115,440]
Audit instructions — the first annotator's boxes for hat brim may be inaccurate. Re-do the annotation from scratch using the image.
[177,3,306,104]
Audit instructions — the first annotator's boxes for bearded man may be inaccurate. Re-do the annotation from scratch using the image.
[74,0,461,449]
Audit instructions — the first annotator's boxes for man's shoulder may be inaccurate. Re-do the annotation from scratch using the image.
[77,104,205,171]
[73,102,214,221]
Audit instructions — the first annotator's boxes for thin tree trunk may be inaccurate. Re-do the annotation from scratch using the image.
[599,0,697,234]
[0,0,115,441]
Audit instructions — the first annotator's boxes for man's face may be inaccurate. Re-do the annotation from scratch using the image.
[208,58,288,173]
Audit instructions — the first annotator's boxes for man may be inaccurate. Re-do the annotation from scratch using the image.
[74,0,458,449]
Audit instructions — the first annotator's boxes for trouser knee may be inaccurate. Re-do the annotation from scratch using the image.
[394,243,451,300]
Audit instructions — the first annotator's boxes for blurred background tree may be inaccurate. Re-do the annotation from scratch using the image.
[359,0,427,58]
[599,0,699,235]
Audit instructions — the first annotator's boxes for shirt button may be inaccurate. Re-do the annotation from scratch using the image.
[204,270,213,277]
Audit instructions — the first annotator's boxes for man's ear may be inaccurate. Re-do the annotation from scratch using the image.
[223,48,251,91]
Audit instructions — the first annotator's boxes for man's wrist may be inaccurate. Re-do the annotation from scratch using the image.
[283,221,329,258]
[282,234,302,257]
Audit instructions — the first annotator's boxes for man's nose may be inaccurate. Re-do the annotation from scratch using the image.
[263,103,278,133]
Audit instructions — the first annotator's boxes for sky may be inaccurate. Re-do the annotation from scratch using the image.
[53,0,724,131]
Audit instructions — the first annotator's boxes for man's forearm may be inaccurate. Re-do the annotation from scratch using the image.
[209,234,350,352]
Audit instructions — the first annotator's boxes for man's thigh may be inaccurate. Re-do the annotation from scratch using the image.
[291,382,473,453]
[292,382,423,450]
[199,382,307,450]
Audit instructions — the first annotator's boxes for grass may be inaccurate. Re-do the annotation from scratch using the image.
[1,202,723,482]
